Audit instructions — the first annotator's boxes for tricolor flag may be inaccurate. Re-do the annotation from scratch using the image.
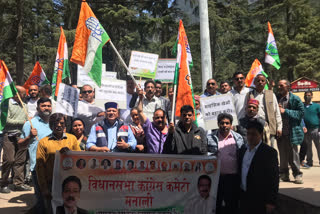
[23,61,49,94]
[0,60,17,130]
[173,20,196,120]
[52,26,70,98]
[245,59,268,88]
[265,22,281,69]
[70,2,110,87]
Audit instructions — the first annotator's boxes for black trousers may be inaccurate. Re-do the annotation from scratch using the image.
[216,174,240,214]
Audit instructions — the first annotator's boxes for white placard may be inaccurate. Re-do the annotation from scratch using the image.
[77,64,117,87]
[56,83,79,117]
[155,58,176,83]
[128,51,159,79]
[200,94,238,130]
[95,79,127,109]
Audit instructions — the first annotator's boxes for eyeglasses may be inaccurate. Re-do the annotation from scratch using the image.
[235,77,244,81]
[82,90,93,94]
[207,82,215,86]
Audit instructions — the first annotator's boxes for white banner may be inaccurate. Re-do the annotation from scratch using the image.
[95,79,127,109]
[200,94,238,130]
[56,83,79,117]
[52,152,219,214]
[77,64,117,87]
[155,58,176,83]
[129,51,159,79]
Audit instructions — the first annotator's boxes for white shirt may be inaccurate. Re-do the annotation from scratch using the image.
[27,98,39,118]
[135,96,162,121]
[230,86,251,120]
[184,195,215,214]
[241,141,262,191]
[77,100,104,135]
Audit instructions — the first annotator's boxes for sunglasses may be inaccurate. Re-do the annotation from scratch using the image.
[207,82,216,86]
[82,90,93,94]
[235,77,244,81]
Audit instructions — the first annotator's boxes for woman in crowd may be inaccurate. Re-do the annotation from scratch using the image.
[70,118,87,150]
[129,107,146,153]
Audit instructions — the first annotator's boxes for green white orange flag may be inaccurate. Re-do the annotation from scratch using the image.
[265,22,281,70]
[52,26,70,98]
[0,60,17,131]
[173,20,196,120]
[23,61,49,94]
[245,59,269,89]
[70,2,110,87]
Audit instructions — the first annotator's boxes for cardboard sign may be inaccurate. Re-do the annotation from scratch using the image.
[200,94,238,130]
[129,51,159,79]
[77,64,117,87]
[56,83,79,117]
[155,58,176,83]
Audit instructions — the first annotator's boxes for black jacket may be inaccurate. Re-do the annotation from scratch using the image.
[239,143,279,206]
[163,121,208,155]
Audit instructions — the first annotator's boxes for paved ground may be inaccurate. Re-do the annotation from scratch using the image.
[0,143,319,213]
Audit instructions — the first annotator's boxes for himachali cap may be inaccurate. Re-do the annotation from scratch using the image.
[105,102,118,110]
[194,95,201,102]
[247,98,259,106]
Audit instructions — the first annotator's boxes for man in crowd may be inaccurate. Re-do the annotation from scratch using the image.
[135,80,162,121]
[201,78,221,97]
[0,86,30,193]
[300,91,320,167]
[219,81,231,94]
[237,98,271,145]
[245,74,282,147]
[19,98,52,213]
[137,87,168,153]
[56,176,88,214]
[230,71,251,120]
[86,102,137,152]
[36,113,81,212]
[155,80,170,113]
[239,120,279,214]
[39,84,56,112]
[184,175,214,214]
[164,105,207,155]
[77,84,105,135]
[207,113,244,214]
[166,86,174,122]
[26,84,40,118]
[277,80,304,184]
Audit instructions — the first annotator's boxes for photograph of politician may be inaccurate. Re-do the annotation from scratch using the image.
[56,176,88,214]
[76,159,86,169]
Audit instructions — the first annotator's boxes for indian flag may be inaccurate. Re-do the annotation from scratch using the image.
[23,61,49,94]
[173,20,197,121]
[70,2,110,87]
[52,26,70,98]
[245,59,268,88]
[265,22,281,69]
[0,60,17,130]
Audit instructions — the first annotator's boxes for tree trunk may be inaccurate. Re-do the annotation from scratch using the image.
[16,0,24,85]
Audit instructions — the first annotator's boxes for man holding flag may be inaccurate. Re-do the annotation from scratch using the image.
[1,60,30,193]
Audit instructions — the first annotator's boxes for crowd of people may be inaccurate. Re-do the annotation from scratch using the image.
[0,71,319,214]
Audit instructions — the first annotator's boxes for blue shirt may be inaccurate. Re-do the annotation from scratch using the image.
[20,115,52,171]
[86,120,136,151]
[241,141,262,191]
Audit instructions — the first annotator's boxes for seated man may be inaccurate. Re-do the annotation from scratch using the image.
[163,105,207,155]
[136,87,168,154]
[237,98,271,145]
[86,102,137,152]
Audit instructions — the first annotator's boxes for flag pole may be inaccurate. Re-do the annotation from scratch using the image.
[108,40,141,90]
[15,92,39,141]
[171,84,177,124]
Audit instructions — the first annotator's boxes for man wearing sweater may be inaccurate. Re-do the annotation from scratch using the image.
[302,91,320,167]
[0,86,30,193]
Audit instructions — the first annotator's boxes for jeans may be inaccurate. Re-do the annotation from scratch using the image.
[305,128,320,165]
[32,170,45,214]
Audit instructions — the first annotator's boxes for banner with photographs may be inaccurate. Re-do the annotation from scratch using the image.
[52,152,219,214]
